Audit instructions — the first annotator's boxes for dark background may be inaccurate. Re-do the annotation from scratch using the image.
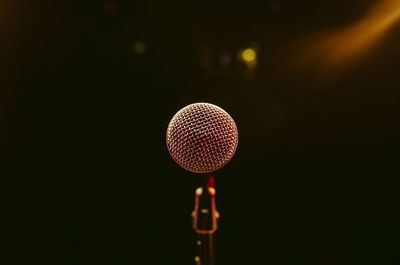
[2,0,400,264]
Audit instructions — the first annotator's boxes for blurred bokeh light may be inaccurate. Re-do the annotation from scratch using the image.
[133,41,147,54]
[242,48,257,63]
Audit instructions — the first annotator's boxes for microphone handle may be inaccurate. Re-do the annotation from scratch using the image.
[195,233,216,265]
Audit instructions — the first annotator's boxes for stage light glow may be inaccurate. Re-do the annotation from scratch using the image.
[296,0,400,67]
[242,48,256,62]
[133,41,146,54]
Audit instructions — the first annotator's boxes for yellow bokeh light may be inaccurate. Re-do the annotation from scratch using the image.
[133,41,147,54]
[242,48,256,62]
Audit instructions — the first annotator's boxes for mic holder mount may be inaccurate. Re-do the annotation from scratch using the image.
[191,175,219,265]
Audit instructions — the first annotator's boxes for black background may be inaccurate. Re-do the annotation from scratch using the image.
[2,1,400,264]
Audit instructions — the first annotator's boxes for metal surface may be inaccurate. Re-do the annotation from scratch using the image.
[166,103,238,173]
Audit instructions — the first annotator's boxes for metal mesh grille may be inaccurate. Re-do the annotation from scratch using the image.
[166,103,238,173]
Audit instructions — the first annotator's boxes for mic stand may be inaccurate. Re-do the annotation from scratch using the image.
[192,176,219,265]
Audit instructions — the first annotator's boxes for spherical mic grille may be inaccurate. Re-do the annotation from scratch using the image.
[166,103,238,173]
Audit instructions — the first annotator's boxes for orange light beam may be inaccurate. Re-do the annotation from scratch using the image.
[298,0,400,67]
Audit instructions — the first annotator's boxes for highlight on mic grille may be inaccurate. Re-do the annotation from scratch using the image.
[166,103,238,173]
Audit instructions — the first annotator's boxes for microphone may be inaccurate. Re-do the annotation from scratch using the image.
[166,102,238,173]
[166,103,238,265]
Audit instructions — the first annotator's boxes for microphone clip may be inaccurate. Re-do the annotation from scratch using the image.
[192,176,219,234]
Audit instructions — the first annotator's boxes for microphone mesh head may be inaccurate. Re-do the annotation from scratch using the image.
[166,103,238,173]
